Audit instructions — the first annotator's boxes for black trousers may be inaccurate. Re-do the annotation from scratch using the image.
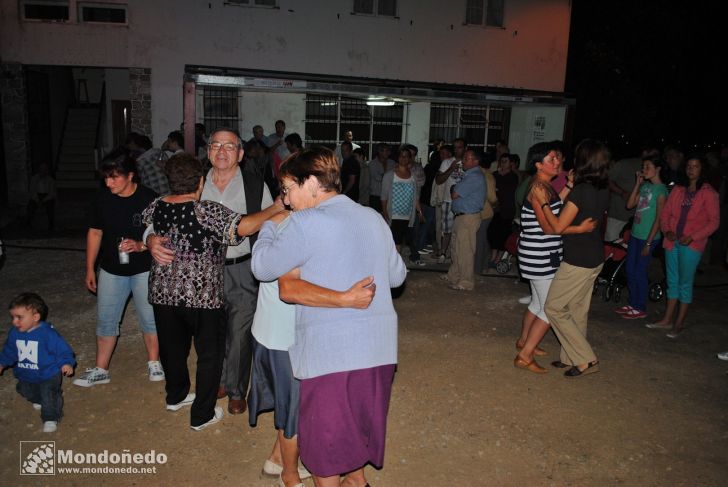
[153,304,225,427]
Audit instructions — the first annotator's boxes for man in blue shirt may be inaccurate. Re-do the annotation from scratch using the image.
[444,149,487,290]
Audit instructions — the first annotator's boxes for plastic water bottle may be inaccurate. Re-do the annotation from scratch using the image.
[118,237,130,264]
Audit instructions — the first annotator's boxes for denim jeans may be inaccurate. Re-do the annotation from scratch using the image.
[97,269,156,336]
[17,372,63,421]
[415,204,436,252]
[626,236,659,311]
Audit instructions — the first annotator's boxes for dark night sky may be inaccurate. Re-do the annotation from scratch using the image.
[565,1,725,157]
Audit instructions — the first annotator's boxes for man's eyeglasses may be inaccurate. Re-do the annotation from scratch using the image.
[208,142,239,152]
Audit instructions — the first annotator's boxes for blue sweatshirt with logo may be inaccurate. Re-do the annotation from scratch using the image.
[0,322,75,383]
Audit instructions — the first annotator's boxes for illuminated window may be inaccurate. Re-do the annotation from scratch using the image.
[353,0,397,17]
[465,0,505,27]
[305,95,405,159]
[429,104,509,153]
[21,0,69,21]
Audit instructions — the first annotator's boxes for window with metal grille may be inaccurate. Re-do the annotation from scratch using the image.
[21,0,69,21]
[465,0,505,27]
[429,103,509,153]
[305,95,405,159]
[78,3,127,24]
[353,0,397,17]
[201,87,242,135]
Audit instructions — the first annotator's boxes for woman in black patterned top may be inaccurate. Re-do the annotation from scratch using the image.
[142,153,284,430]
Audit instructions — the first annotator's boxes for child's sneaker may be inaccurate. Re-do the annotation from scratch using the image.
[148,361,165,382]
[32,403,42,410]
[42,421,57,433]
[73,367,110,387]
[166,393,196,411]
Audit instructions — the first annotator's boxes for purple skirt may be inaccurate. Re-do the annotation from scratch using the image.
[298,364,396,477]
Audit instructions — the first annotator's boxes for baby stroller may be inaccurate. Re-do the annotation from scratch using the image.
[593,229,665,303]
[495,230,519,274]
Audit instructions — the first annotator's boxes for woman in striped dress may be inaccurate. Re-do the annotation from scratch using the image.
[515,142,597,373]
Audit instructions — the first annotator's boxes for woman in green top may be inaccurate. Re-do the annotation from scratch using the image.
[616,156,668,319]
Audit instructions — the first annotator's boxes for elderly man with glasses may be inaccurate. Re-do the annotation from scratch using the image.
[148,127,273,416]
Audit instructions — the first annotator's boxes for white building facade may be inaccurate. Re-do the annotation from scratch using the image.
[1,0,573,207]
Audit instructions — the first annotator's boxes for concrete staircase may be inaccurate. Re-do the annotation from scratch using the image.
[55,106,100,189]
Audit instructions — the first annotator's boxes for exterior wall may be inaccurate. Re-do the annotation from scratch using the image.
[1,62,30,208]
[1,0,571,145]
[405,102,432,165]
[239,92,306,141]
[508,105,567,167]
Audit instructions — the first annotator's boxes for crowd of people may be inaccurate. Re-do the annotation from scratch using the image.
[2,120,727,486]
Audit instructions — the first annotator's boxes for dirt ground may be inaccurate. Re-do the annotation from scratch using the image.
[1,233,728,487]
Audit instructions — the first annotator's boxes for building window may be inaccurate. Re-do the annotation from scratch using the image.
[78,3,127,24]
[429,103,509,153]
[201,87,243,135]
[305,95,405,159]
[21,0,69,21]
[224,0,278,7]
[465,0,504,27]
[353,0,397,17]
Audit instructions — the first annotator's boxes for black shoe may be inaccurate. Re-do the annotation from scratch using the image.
[550,361,570,368]
[564,361,600,378]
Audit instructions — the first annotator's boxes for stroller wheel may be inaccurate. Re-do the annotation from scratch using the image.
[592,281,601,295]
[613,286,621,303]
[649,282,664,302]
[603,285,613,302]
[496,260,510,274]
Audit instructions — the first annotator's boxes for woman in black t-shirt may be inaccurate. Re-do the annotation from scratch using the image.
[75,155,160,389]
[533,139,610,378]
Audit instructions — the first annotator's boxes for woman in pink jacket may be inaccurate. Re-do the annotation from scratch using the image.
[646,155,719,337]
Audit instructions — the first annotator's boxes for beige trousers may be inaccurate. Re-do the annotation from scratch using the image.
[544,261,603,366]
[446,213,481,290]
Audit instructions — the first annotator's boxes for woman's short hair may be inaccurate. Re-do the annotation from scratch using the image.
[573,139,610,188]
[279,147,341,193]
[165,153,204,195]
[100,152,138,181]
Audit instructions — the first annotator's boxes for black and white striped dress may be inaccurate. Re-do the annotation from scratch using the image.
[517,194,563,280]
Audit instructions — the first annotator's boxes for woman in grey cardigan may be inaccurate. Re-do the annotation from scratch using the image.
[252,147,407,487]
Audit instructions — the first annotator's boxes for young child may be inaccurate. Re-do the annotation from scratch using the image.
[0,293,75,433]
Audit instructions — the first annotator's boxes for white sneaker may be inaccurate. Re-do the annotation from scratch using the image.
[717,351,728,361]
[262,459,312,480]
[42,421,57,433]
[148,361,165,382]
[518,295,531,305]
[190,406,223,431]
[73,367,110,387]
[32,403,42,410]
[166,393,196,411]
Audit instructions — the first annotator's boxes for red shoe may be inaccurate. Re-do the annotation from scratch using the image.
[622,309,647,319]
[615,305,633,314]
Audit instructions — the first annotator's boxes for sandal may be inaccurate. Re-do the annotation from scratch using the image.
[564,361,599,378]
[666,328,684,339]
[516,340,547,357]
[550,360,570,368]
[514,356,547,374]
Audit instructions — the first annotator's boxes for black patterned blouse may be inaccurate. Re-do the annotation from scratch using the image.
[142,198,245,309]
